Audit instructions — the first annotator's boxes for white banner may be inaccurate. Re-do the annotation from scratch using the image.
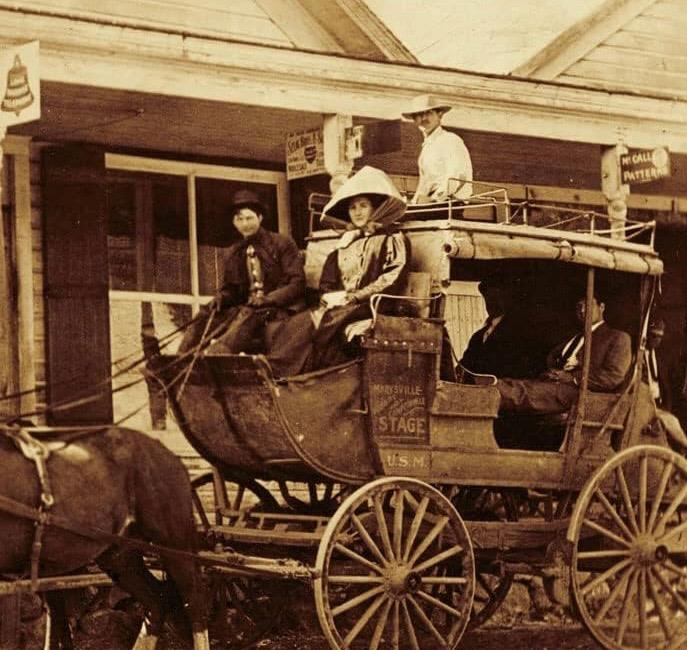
[0,41,40,127]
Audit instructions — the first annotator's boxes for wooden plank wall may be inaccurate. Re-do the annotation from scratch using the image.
[29,143,46,420]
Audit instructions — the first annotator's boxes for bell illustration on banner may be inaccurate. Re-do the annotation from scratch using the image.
[1,55,34,116]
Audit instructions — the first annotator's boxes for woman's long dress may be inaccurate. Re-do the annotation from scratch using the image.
[267,229,409,377]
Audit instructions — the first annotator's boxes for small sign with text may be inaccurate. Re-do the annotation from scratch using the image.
[620,147,670,185]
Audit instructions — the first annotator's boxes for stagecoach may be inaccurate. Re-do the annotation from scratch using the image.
[152,190,687,650]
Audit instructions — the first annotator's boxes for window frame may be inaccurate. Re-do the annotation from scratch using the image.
[104,152,290,313]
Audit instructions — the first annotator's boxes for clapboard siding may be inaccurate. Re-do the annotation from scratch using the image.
[29,143,46,418]
[7,0,292,47]
[557,1,687,100]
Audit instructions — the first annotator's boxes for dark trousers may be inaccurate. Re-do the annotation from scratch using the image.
[497,378,578,414]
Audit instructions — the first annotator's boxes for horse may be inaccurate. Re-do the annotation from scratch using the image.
[0,424,210,650]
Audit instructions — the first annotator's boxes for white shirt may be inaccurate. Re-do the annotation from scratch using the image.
[561,320,604,371]
[412,126,473,203]
[645,349,661,401]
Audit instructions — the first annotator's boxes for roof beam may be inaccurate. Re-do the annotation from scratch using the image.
[512,0,656,80]
[1,8,686,152]
[254,0,344,53]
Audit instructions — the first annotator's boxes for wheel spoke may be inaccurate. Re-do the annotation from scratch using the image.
[421,576,468,585]
[323,483,334,502]
[582,517,632,549]
[639,454,648,534]
[370,598,393,650]
[416,588,463,619]
[343,594,385,646]
[615,568,639,646]
[577,549,631,560]
[331,585,385,618]
[646,563,673,641]
[593,563,634,625]
[401,600,421,650]
[657,518,687,546]
[616,465,640,536]
[393,488,405,560]
[580,558,633,598]
[638,566,648,649]
[648,461,674,534]
[393,600,400,650]
[664,559,687,581]
[308,482,318,503]
[652,565,687,613]
[333,542,384,574]
[594,489,635,542]
[408,516,450,566]
[403,495,429,562]
[327,575,385,584]
[352,513,388,567]
[653,483,687,538]
[374,493,395,562]
[407,593,448,646]
[413,543,464,574]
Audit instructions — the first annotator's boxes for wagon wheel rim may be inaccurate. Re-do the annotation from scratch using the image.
[570,445,687,650]
[277,480,350,515]
[191,470,280,535]
[449,486,519,628]
[314,477,475,649]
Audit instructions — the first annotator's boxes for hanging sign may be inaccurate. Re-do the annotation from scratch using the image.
[620,147,670,185]
[0,41,40,127]
[286,128,325,180]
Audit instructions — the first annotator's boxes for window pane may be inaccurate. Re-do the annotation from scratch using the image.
[195,178,278,295]
[107,172,189,294]
[106,181,136,290]
[153,176,190,294]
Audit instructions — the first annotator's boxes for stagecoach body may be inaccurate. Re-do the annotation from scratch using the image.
[158,196,687,650]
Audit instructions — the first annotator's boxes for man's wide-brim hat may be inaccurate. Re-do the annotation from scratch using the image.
[230,189,266,215]
[401,94,453,120]
[321,166,406,228]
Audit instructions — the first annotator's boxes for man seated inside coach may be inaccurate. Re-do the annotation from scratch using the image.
[496,293,632,414]
[458,274,540,380]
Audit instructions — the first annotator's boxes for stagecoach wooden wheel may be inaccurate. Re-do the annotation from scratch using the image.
[314,477,474,649]
[570,445,687,650]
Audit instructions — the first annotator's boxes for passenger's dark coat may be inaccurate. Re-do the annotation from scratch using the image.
[546,322,632,392]
[178,227,305,353]
[497,322,633,413]
[460,316,539,379]
[218,227,305,311]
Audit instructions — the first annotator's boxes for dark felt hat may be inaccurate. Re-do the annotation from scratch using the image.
[230,189,266,215]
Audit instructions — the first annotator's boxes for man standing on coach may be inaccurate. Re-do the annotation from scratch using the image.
[402,94,473,204]
[178,189,305,354]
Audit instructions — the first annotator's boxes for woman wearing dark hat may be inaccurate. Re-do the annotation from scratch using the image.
[402,94,473,204]
[268,166,410,376]
[178,189,305,353]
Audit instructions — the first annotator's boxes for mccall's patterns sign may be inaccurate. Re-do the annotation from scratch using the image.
[286,128,325,180]
[620,147,670,185]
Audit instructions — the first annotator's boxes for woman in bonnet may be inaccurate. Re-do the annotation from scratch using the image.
[268,166,409,376]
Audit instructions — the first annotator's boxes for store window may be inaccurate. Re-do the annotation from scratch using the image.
[104,154,289,431]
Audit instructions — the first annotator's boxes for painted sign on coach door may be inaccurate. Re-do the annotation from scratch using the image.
[620,147,670,185]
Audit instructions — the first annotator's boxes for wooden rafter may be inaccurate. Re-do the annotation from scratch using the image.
[512,0,657,80]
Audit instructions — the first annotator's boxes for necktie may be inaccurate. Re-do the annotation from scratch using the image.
[246,245,264,299]
[559,333,583,368]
